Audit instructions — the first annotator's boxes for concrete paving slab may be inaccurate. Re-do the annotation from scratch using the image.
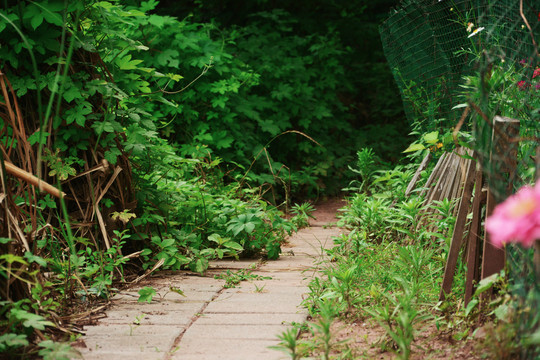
[79,352,165,360]
[100,310,196,326]
[82,333,176,352]
[83,324,185,337]
[226,283,308,296]
[182,323,289,340]
[194,312,307,325]
[170,339,281,360]
[204,294,305,314]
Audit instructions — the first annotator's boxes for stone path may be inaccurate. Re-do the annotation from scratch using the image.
[76,204,343,360]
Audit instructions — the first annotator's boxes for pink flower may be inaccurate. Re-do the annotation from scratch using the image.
[517,80,530,90]
[534,68,540,79]
[485,182,540,248]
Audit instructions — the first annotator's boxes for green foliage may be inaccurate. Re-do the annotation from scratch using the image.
[214,268,271,288]
[290,202,316,229]
[137,286,157,303]
[300,149,463,359]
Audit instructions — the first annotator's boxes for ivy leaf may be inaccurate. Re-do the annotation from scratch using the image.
[116,54,143,70]
[137,286,156,303]
[156,49,179,67]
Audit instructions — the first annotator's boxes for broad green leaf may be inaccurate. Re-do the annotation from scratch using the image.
[30,13,44,30]
[423,131,439,144]
[403,143,425,153]
[24,252,47,267]
[473,272,500,297]
[137,286,156,303]
[223,241,243,251]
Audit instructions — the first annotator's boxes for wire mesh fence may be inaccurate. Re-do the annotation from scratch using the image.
[381,0,540,356]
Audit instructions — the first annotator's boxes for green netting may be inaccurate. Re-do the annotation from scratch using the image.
[381,2,540,357]
[380,0,540,132]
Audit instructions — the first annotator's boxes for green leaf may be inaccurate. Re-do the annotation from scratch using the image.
[38,195,57,209]
[28,131,50,146]
[62,85,82,103]
[473,272,500,297]
[169,286,185,297]
[137,286,156,303]
[116,54,143,70]
[464,298,478,317]
[403,143,425,153]
[24,252,47,267]
[423,131,439,145]
[493,303,510,321]
[10,309,54,330]
[223,241,243,251]
[30,13,44,30]
[0,237,12,244]
[0,254,28,265]
[0,333,29,351]
[38,340,82,360]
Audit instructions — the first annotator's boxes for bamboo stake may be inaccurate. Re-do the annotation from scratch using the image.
[3,162,64,198]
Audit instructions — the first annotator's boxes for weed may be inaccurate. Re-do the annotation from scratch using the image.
[214,268,272,288]
[290,202,316,228]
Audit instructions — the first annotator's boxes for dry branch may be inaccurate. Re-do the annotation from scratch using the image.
[3,161,65,198]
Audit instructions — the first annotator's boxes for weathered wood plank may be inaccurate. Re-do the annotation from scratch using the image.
[405,152,432,197]
[439,156,476,300]
[465,163,484,305]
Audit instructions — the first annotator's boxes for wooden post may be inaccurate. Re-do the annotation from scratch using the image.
[464,162,484,305]
[439,156,476,300]
[481,116,519,280]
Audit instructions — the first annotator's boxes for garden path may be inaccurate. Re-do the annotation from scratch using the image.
[75,200,344,360]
